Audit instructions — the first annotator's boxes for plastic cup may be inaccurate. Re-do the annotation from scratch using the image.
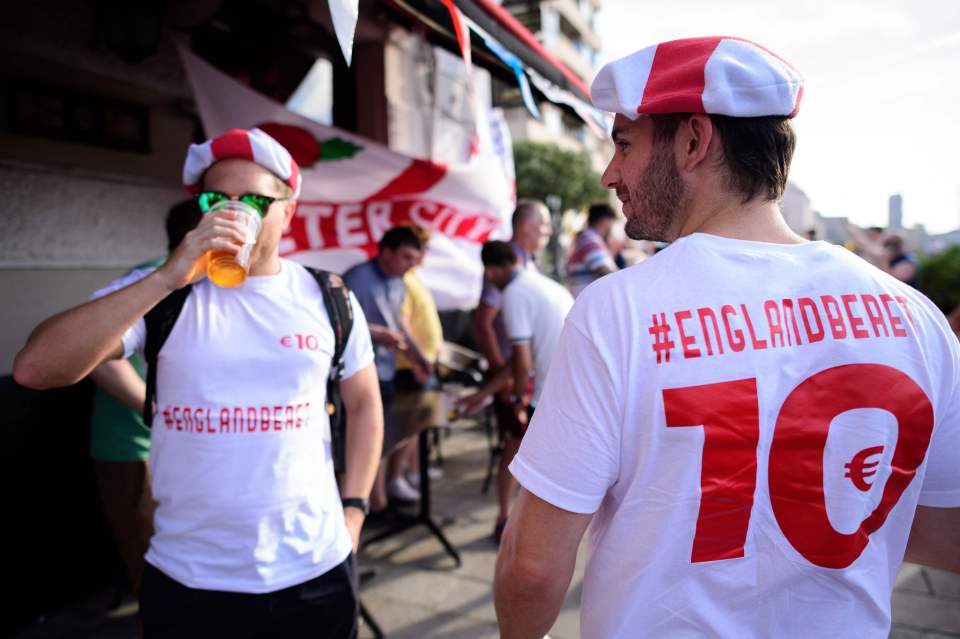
[442,383,463,423]
[204,200,262,288]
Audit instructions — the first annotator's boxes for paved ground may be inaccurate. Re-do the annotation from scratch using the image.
[15,423,960,638]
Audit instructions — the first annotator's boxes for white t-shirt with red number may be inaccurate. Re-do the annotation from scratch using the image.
[510,233,960,638]
[114,259,374,593]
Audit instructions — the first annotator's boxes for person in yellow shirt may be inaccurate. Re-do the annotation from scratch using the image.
[396,226,443,373]
[387,225,444,500]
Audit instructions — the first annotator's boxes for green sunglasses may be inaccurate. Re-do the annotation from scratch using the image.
[196,191,285,218]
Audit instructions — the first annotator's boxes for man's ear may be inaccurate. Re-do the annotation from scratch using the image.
[282,200,298,230]
[676,114,715,171]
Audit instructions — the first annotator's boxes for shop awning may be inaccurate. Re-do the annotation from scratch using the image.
[453,0,592,103]
[383,0,592,104]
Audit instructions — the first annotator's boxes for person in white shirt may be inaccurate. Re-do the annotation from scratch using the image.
[15,128,383,638]
[461,240,573,542]
[494,37,960,639]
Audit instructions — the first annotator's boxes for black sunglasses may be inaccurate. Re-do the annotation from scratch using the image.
[196,191,286,218]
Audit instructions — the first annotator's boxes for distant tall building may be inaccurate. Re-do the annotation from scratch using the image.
[888,194,903,230]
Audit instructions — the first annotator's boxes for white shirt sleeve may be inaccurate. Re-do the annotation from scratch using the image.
[341,291,376,379]
[918,334,960,507]
[90,268,154,359]
[509,312,622,514]
[503,284,533,343]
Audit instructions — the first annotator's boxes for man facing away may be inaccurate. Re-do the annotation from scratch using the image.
[494,37,960,639]
[15,128,384,639]
[472,199,553,375]
[566,202,618,297]
[471,201,552,529]
[462,241,573,542]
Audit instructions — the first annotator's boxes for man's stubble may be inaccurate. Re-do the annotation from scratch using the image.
[623,139,686,243]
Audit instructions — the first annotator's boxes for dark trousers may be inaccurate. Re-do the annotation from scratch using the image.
[140,556,358,639]
[94,460,155,594]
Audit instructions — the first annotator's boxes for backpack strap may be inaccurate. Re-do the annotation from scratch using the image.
[142,285,192,426]
[305,267,354,472]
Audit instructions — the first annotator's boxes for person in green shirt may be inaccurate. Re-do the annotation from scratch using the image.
[88,200,200,595]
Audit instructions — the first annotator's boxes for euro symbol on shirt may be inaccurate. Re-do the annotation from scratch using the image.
[844,445,885,492]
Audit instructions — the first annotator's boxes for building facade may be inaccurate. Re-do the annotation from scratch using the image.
[498,0,610,174]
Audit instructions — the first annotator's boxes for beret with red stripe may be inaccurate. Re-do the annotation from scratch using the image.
[183,127,302,198]
[591,36,803,120]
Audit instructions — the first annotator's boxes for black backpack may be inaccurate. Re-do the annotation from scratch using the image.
[141,268,354,472]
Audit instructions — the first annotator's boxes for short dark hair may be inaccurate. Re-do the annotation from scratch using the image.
[587,203,617,227]
[511,200,546,230]
[481,241,518,268]
[651,113,796,203]
[166,200,202,251]
[379,225,422,253]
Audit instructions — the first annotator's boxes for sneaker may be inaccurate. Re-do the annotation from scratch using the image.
[405,466,444,488]
[405,471,420,489]
[386,476,421,502]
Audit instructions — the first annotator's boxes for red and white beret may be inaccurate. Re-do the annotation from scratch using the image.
[591,36,803,119]
[183,128,302,198]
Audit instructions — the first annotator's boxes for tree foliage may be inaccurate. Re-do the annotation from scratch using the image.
[918,245,960,315]
[513,140,608,212]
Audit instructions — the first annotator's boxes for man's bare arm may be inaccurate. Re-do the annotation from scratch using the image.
[367,324,407,351]
[511,342,533,403]
[495,489,592,639]
[89,359,146,412]
[457,362,512,415]
[14,210,247,390]
[15,272,172,390]
[904,506,960,574]
[473,303,506,371]
[339,363,384,552]
[845,223,886,265]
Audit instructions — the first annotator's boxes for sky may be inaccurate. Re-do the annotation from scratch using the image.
[594,0,960,233]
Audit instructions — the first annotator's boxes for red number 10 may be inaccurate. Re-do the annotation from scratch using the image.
[663,364,934,568]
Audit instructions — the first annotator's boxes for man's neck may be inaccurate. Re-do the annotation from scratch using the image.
[374,255,393,279]
[677,193,805,245]
[499,267,521,290]
[249,254,282,277]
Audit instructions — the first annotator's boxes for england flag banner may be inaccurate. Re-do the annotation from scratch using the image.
[181,48,514,310]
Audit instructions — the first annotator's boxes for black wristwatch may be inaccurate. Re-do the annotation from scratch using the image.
[342,497,370,516]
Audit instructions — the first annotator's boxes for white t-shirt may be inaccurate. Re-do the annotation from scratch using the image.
[116,259,374,593]
[510,233,960,638]
[502,269,574,407]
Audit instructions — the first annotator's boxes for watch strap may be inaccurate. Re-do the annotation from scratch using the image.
[341,497,370,515]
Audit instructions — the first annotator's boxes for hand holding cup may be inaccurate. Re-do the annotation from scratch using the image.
[157,208,249,292]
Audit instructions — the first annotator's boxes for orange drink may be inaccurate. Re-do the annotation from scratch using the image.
[203,200,261,288]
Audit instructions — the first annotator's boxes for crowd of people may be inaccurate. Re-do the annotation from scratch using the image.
[12,34,959,639]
